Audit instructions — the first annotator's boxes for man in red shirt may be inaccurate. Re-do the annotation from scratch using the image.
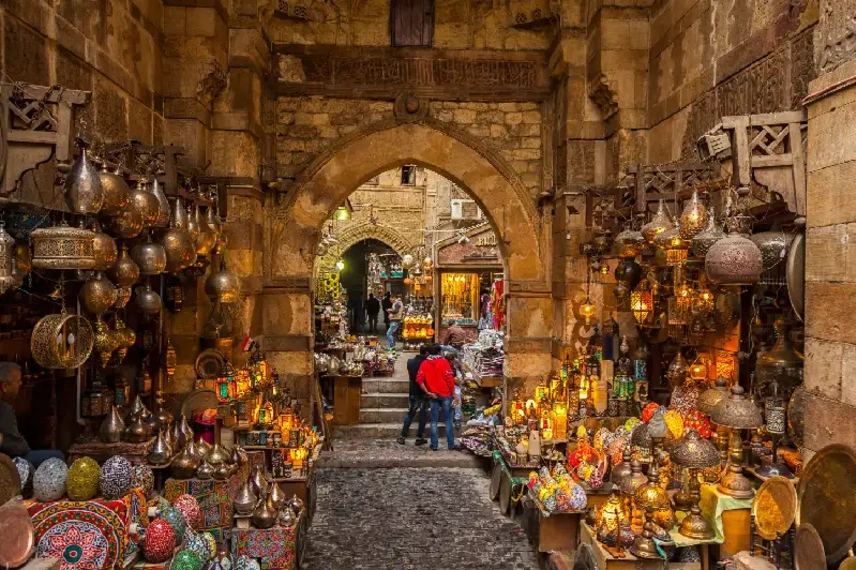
[415,344,459,451]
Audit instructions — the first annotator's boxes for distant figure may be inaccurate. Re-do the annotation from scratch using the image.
[0,362,64,467]
[381,292,392,328]
[440,319,468,350]
[365,293,381,333]
[386,295,404,349]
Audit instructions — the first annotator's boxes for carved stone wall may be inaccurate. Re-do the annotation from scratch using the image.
[647,0,819,163]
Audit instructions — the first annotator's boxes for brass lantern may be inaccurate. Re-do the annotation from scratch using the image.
[641,200,672,244]
[64,145,104,215]
[655,224,690,266]
[679,190,709,240]
[631,279,654,326]
[710,386,763,499]
[698,374,729,415]
[671,430,720,539]
[0,221,17,295]
[31,221,97,270]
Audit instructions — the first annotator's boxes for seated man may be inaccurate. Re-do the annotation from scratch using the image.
[0,362,64,467]
[440,319,469,350]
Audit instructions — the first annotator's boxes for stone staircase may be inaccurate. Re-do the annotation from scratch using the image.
[334,376,448,439]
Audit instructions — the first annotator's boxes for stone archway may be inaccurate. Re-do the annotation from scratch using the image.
[264,122,553,394]
[315,223,415,274]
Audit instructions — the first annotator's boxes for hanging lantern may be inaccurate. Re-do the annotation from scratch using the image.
[216,370,237,403]
[691,207,725,257]
[204,260,241,304]
[750,230,790,286]
[64,145,104,215]
[655,225,690,266]
[614,227,645,258]
[679,190,709,240]
[580,297,596,325]
[0,222,17,295]
[705,232,763,285]
[692,286,715,317]
[631,279,653,326]
[401,254,414,270]
[31,221,97,270]
[129,179,160,228]
[641,200,672,243]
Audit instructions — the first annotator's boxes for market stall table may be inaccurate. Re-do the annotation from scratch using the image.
[489,449,539,515]
[698,482,753,557]
[320,374,362,425]
[67,439,154,465]
[231,517,303,570]
[577,522,703,570]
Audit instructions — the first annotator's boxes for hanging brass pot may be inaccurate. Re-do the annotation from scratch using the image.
[159,198,196,274]
[79,273,118,317]
[107,245,140,287]
[99,405,125,443]
[150,178,170,228]
[92,226,118,271]
[105,199,144,239]
[65,146,104,215]
[129,179,158,228]
[185,204,200,244]
[98,166,131,216]
[131,237,167,276]
[31,221,97,270]
[135,282,162,317]
[205,259,241,304]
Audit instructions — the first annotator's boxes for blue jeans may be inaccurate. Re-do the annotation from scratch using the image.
[429,396,456,450]
[400,395,428,438]
[387,320,401,347]
[22,449,65,468]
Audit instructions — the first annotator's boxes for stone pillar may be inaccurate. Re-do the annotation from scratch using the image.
[505,287,554,395]
[802,54,856,458]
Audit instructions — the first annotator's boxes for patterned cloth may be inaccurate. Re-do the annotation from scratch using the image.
[164,476,240,541]
[27,497,130,570]
[232,527,297,570]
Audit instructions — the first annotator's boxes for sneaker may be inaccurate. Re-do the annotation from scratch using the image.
[396,436,406,445]
[430,447,438,452]
[415,438,428,446]
[449,445,462,451]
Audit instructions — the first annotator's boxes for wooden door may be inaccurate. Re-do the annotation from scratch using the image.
[391,0,434,47]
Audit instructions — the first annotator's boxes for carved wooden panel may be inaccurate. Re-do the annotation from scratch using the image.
[392,0,434,47]
[817,0,856,74]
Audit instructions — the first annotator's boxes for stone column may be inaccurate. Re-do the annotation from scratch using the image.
[802,54,856,457]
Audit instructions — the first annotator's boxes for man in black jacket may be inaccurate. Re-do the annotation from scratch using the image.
[0,362,64,466]
[381,292,392,328]
[365,293,381,333]
[397,345,429,445]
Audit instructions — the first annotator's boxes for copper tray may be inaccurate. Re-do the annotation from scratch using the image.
[794,523,825,570]
[0,453,21,507]
[797,444,856,562]
[0,503,34,568]
[753,476,797,541]
[787,232,805,322]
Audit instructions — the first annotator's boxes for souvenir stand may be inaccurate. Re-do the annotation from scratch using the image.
[0,82,318,570]
[432,224,504,346]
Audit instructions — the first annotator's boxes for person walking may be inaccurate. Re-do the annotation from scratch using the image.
[386,295,403,349]
[396,345,429,445]
[415,344,459,451]
[381,292,392,328]
[365,293,381,333]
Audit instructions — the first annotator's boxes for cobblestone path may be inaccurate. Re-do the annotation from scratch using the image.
[303,467,540,570]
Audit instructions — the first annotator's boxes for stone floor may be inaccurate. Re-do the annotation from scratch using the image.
[302,467,540,570]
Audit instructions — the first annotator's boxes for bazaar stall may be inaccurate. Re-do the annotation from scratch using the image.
[432,224,504,345]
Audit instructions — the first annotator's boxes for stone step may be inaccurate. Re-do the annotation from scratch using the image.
[362,378,410,394]
[360,392,410,409]
[334,422,448,439]
[360,407,415,423]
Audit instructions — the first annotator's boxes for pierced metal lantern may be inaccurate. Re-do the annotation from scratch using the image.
[692,208,726,257]
[31,311,94,369]
[98,166,131,216]
[679,190,709,240]
[205,261,241,304]
[614,227,645,258]
[705,233,763,285]
[65,147,104,215]
[92,227,118,271]
[655,224,690,266]
[150,178,171,228]
[0,221,17,295]
[750,230,790,286]
[641,200,672,244]
[631,279,654,326]
[31,221,96,270]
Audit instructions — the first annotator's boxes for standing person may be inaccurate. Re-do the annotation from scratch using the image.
[365,293,381,333]
[445,351,464,431]
[386,295,404,349]
[0,362,64,467]
[397,345,429,445]
[415,344,459,451]
[381,292,392,328]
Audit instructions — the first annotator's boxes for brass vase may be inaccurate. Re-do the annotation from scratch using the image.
[197,459,214,480]
[252,493,277,529]
[98,166,130,216]
[65,146,104,215]
[131,238,167,275]
[233,479,257,516]
[249,464,268,499]
[92,227,118,271]
[159,198,196,274]
[170,418,187,450]
[171,446,200,479]
[269,481,287,510]
[125,411,151,443]
[99,405,125,443]
[107,245,140,287]
[197,207,218,256]
[206,444,229,466]
[213,462,231,480]
[79,273,118,317]
[148,428,172,465]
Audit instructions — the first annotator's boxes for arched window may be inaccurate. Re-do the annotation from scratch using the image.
[391,0,434,47]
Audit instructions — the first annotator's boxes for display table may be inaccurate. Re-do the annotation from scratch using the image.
[232,523,299,570]
[698,483,753,557]
[67,439,154,465]
[164,476,241,541]
[25,490,146,570]
[577,522,702,570]
[489,450,537,515]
